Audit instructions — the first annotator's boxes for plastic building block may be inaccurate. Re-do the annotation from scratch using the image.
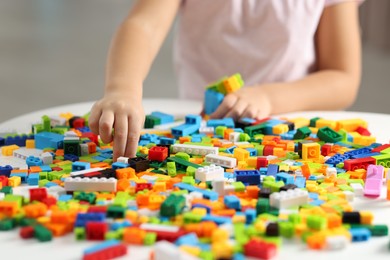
[34,225,53,242]
[204,89,224,115]
[244,239,277,260]
[83,240,127,260]
[34,132,64,149]
[235,170,260,185]
[204,154,237,168]
[148,146,168,162]
[64,177,117,192]
[0,165,13,177]
[344,157,376,171]
[364,164,384,197]
[195,165,224,182]
[269,188,309,209]
[172,144,218,156]
[160,194,186,217]
[86,222,108,240]
[350,228,371,242]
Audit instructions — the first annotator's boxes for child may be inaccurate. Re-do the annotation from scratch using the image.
[89,0,362,160]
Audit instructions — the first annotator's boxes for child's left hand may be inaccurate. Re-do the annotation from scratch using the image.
[209,86,272,121]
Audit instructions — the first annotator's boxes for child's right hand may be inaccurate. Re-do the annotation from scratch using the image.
[88,91,144,161]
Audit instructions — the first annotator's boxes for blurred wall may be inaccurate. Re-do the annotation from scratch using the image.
[0,0,389,123]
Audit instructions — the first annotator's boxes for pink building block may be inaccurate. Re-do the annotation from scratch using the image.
[364,165,384,197]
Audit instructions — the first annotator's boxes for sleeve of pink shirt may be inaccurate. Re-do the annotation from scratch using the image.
[325,0,365,6]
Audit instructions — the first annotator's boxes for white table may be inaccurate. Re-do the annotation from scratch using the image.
[0,99,389,260]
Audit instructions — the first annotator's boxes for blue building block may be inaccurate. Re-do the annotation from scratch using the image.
[64,154,79,162]
[0,136,5,146]
[259,167,268,175]
[111,162,129,170]
[138,140,150,146]
[239,118,256,124]
[174,182,218,201]
[267,164,279,176]
[325,153,350,166]
[295,176,306,188]
[75,213,106,227]
[171,124,198,137]
[40,165,52,172]
[83,240,122,255]
[10,172,28,183]
[351,152,381,159]
[35,131,64,149]
[308,193,319,200]
[245,209,256,224]
[26,156,43,167]
[344,147,372,157]
[225,146,237,154]
[235,170,261,185]
[246,148,257,156]
[224,195,241,210]
[175,233,199,246]
[207,118,235,129]
[151,111,174,125]
[159,137,175,145]
[202,214,232,225]
[204,89,224,115]
[309,200,325,206]
[45,182,58,188]
[233,253,246,260]
[27,173,39,185]
[350,228,371,242]
[72,161,91,171]
[77,126,91,133]
[111,220,132,231]
[5,134,33,147]
[58,194,73,202]
[275,172,294,185]
[185,115,201,126]
[0,165,13,177]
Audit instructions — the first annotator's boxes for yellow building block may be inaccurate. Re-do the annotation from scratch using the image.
[337,118,367,132]
[302,143,320,160]
[246,157,257,168]
[316,119,338,130]
[1,145,19,156]
[25,139,35,149]
[8,176,21,187]
[273,124,289,135]
[180,246,201,257]
[237,161,248,169]
[360,211,374,225]
[212,242,233,259]
[233,148,249,161]
[222,74,243,94]
[289,117,310,128]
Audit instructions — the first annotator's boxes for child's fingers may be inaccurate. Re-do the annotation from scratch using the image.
[124,118,141,158]
[88,104,102,135]
[99,111,114,144]
[224,100,247,121]
[113,115,128,160]
[240,105,258,120]
[210,95,238,119]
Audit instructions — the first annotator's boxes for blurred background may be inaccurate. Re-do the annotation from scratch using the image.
[0,0,389,122]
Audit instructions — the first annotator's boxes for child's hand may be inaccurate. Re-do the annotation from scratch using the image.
[89,91,144,161]
[209,86,272,121]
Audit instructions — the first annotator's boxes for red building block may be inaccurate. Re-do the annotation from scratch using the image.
[86,222,108,240]
[20,226,35,239]
[73,118,85,129]
[42,196,57,208]
[82,132,99,145]
[356,126,371,136]
[29,188,48,202]
[83,243,127,260]
[148,146,168,162]
[263,145,274,156]
[321,143,333,156]
[372,144,390,153]
[244,239,277,260]
[344,157,376,171]
[135,183,153,193]
[87,206,108,214]
[256,157,268,169]
[0,176,8,187]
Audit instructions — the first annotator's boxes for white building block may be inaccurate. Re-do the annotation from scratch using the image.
[234,141,250,146]
[140,223,180,233]
[80,143,89,156]
[64,131,79,137]
[49,115,67,127]
[229,132,240,142]
[70,167,104,177]
[224,184,235,195]
[172,144,218,156]
[343,191,354,202]
[325,235,349,250]
[13,148,43,160]
[326,167,337,178]
[199,126,214,135]
[154,241,199,260]
[205,154,237,168]
[0,192,5,200]
[137,208,159,217]
[350,183,364,196]
[40,152,53,165]
[195,164,224,182]
[47,186,67,198]
[117,156,129,164]
[269,188,309,209]
[211,178,225,196]
[64,177,117,192]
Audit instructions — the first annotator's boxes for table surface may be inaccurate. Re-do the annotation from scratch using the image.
[0,99,389,260]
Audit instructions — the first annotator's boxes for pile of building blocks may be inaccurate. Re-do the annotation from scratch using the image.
[0,112,389,260]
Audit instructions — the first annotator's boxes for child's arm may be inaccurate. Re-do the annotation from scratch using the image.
[211,2,361,120]
[89,0,180,160]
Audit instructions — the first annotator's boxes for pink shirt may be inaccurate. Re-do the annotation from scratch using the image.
[174,0,361,100]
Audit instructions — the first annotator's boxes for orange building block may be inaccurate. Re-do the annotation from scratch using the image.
[23,202,48,218]
[116,167,136,179]
[123,227,146,245]
[0,201,18,217]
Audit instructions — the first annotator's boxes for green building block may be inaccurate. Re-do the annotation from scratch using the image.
[74,227,86,240]
[107,205,126,219]
[199,251,213,260]
[0,186,13,194]
[294,126,311,140]
[175,152,190,161]
[34,225,53,242]
[160,194,186,218]
[167,161,177,177]
[105,231,119,240]
[307,215,327,231]
[309,117,321,127]
[232,182,245,192]
[183,212,203,224]
[288,213,302,225]
[0,219,16,231]
[244,124,267,137]
[144,232,157,245]
[144,115,161,129]
[256,198,270,215]
[239,133,250,142]
[182,176,195,185]
[279,222,294,238]
[350,224,388,236]
[186,166,196,177]
[38,179,50,187]
[19,218,37,227]
[3,194,23,208]
[75,192,96,204]
[317,126,342,143]
[215,126,227,137]
[64,139,80,156]
[167,157,201,172]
